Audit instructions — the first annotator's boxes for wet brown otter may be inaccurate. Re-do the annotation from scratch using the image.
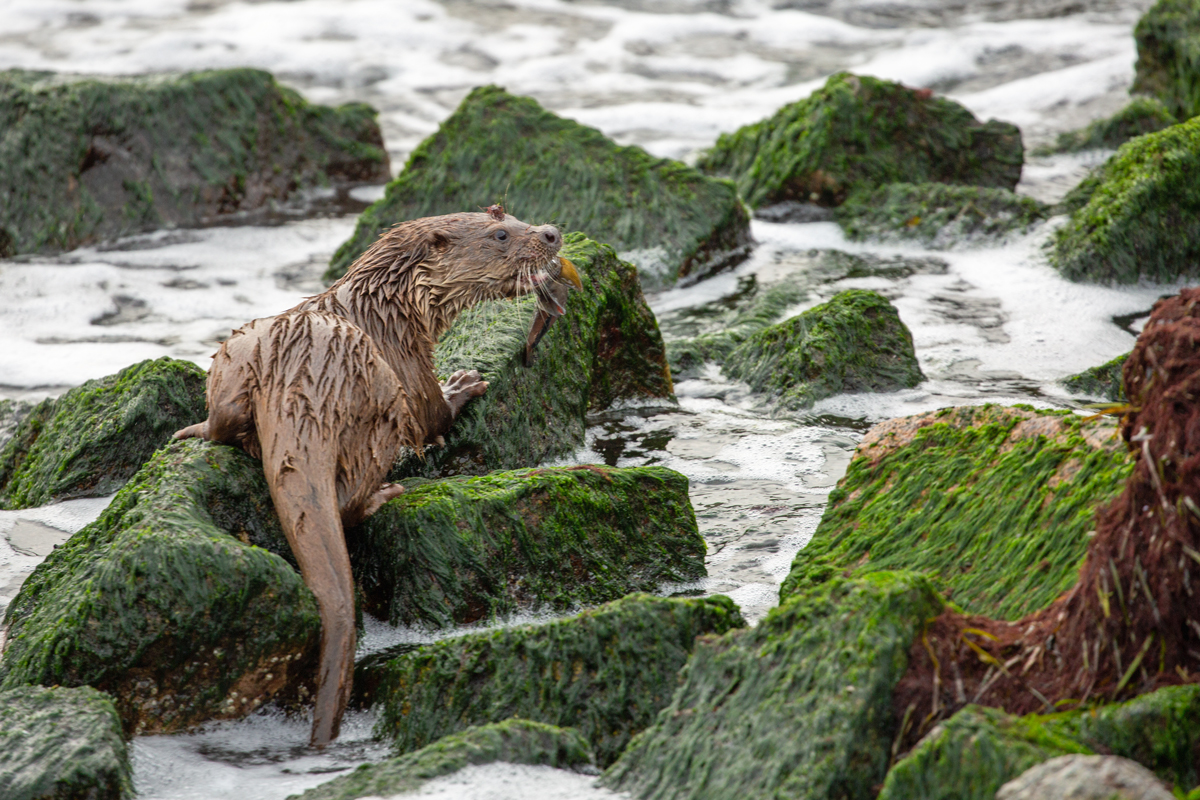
[173,206,582,746]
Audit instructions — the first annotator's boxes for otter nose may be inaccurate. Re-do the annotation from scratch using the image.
[538,227,560,248]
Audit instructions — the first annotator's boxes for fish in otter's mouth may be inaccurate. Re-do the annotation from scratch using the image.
[525,257,583,365]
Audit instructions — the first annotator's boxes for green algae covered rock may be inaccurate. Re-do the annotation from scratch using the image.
[879,685,1200,799]
[0,357,207,509]
[1048,116,1200,283]
[782,405,1131,619]
[0,68,388,256]
[835,183,1050,248]
[327,85,750,287]
[1133,0,1200,121]
[1040,97,1178,154]
[292,719,593,800]
[372,593,745,767]
[601,572,944,800]
[697,72,1023,209]
[0,438,320,736]
[394,232,673,479]
[720,289,923,410]
[0,685,133,800]
[1063,353,1128,401]
[354,465,705,628]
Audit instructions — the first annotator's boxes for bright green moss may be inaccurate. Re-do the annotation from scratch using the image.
[1048,116,1200,283]
[352,465,706,628]
[1039,97,1178,154]
[372,594,745,767]
[1133,0,1200,120]
[0,357,207,509]
[697,72,1023,209]
[326,85,750,286]
[0,685,133,800]
[835,183,1050,248]
[880,685,1200,799]
[601,572,944,800]
[1063,353,1128,401]
[720,289,923,410]
[781,405,1133,619]
[0,68,387,255]
[0,439,320,736]
[393,233,673,479]
[291,720,593,800]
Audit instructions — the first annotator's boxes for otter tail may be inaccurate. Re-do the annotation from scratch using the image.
[257,418,356,747]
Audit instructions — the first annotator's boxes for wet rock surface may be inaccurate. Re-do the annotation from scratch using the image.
[1132,0,1200,121]
[997,755,1175,800]
[0,68,389,256]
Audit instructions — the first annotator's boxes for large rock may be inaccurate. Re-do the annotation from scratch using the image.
[998,755,1174,800]
[835,183,1049,248]
[0,68,388,256]
[326,86,750,287]
[370,594,745,767]
[0,357,206,509]
[782,405,1132,619]
[697,72,1023,209]
[601,572,944,800]
[0,439,322,736]
[352,465,706,628]
[719,289,924,411]
[1133,0,1200,121]
[0,685,133,800]
[394,232,674,479]
[880,685,1200,799]
[1048,116,1200,283]
[292,720,593,800]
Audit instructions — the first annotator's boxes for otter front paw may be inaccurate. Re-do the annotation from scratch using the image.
[364,482,405,518]
[441,369,488,419]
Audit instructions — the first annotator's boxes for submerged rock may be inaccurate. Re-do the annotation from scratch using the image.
[370,594,745,767]
[292,720,593,800]
[697,72,1023,209]
[782,405,1132,619]
[0,357,207,509]
[601,572,944,800]
[0,439,322,735]
[835,183,1050,248]
[0,68,388,256]
[1038,97,1178,154]
[1048,116,1200,283]
[352,465,706,628]
[880,685,1200,799]
[1133,0,1200,121]
[326,86,750,287]
[394,232,674,479]
[719,289,923,411]
[0,685,133,800]
[1063,353,1128,401]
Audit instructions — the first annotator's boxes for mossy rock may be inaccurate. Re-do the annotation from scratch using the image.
[719,289,923,410]
[352,465,706,628]
[601,572,944,800]
[1048,116,1200,283]
[0,68,388,255]
[290,719,593,800]
[326,85,750,287]
[1133,0,1200,121]
[393,232,673,479]
[1063,353,1128,401]
[0,685,133,800]
[0,357,207,509]
[1038,97,1178,155]
[781,405,1133,619]
[835,183,1050,248]
[696,72,1023,209]
[880,685,1200,799]
[370,593,745,767]
[0,438,321,736]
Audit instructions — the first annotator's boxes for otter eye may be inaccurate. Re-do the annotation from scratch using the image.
[494,229,508,242]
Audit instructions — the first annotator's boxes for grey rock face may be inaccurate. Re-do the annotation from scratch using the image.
[996,755,1175,800]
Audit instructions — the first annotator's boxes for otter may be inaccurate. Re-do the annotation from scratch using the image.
[173,206,582,746]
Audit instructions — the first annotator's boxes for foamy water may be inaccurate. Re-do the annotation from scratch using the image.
[0,0,1173,796]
